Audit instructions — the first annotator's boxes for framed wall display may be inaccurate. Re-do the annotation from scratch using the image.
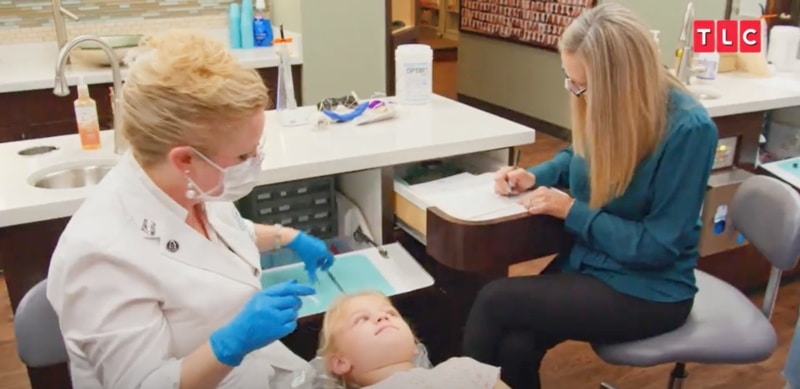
[459,0,598,51]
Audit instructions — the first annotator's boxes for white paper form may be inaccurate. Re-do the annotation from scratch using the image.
[410,172,528,221]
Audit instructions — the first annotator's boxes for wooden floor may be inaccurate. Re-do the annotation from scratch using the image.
[1,59,797,388]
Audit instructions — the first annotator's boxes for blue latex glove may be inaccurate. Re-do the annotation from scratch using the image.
[209,280,316,366]
[286,231,335,283]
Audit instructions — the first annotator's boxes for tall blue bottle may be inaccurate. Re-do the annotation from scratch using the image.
[240,0,255,49]
[228,3,242,49]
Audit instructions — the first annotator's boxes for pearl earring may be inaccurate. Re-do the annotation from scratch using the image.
[185,170,197,200]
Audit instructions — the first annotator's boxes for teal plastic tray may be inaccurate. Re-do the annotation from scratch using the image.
[775,157,800,178]
[260,253,395,317]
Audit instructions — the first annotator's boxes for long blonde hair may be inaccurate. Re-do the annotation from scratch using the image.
[559,3,688,208]
[120,29,269,167]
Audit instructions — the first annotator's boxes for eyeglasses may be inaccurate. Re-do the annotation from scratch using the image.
[317,93,359,111]
[562,67,586,97]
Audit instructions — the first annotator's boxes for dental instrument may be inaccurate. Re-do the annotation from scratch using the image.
[353,226,389,259]
[327,270,345,292]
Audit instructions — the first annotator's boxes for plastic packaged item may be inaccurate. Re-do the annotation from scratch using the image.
[253,0,273,47]
[650,30,660,45]
[395,44,433,105]
[767,25,800,72]
[650,30,661,56]
[695,52,720,82]
[228,3,242,48]
[240,0,255,49]
[74,76,101,150]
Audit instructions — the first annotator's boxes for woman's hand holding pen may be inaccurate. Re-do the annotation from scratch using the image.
[494,165,575,219]
[494,166,536,196]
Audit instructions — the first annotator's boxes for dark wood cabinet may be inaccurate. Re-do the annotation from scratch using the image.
[0,65,302,143]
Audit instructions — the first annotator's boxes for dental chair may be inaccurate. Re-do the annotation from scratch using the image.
[593,175,800,389]
[13,278,434,389]
[14,279,72,389]
[14,279,69,367]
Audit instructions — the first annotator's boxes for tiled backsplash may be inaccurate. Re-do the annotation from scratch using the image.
[0,0,237,29]
[0,0,272,44]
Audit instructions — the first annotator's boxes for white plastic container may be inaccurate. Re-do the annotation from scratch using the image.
[695,52,720,82]
[395,44,433,105]
[767,25,800,72]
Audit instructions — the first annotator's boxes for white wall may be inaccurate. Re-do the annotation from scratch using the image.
[271,0,388,105]
[457,0,729,129]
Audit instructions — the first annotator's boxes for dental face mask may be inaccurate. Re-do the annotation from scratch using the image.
[186,147,264,202]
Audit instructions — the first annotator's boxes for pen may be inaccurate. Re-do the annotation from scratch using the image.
[506,148,521,195]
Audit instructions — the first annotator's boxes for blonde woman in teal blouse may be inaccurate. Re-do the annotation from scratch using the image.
[462,4,719,389]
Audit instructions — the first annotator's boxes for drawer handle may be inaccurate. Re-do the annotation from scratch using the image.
[257,193,272,200]
[280,218,292,224]
[259,208,273,215]
[297,187,308,194]
[298,215,309,222]
[314,198,328,205]
[279,204,291,212]
[313,212,329,219]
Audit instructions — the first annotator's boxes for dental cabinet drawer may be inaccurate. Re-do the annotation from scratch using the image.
[238,176,338,239]
[393,153,507,242]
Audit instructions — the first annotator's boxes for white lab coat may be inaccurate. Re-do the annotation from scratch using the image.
[46,153,309,389]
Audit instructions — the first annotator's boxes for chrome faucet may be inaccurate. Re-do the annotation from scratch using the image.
[675,2,695,85]
[53,35,128,155]
[52,0,80,52]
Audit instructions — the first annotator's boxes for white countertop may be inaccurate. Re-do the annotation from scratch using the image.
[0,94,535,228]
[699,71,800,117]
[0,27,303,94]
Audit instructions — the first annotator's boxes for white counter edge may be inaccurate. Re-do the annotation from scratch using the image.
[0,131,533,228]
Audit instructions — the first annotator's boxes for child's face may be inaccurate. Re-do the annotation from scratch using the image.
[327,294,417,377]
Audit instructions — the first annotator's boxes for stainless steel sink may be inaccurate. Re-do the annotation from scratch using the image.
[31,162,114,189]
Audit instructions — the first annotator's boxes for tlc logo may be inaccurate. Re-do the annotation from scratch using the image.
[693,20,762,53]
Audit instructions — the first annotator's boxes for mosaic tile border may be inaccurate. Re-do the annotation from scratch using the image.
[0,0,236,29]
[0,14,229,45]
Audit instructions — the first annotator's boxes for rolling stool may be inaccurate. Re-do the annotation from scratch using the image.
[592,175,800,389]
[14,279,69,367]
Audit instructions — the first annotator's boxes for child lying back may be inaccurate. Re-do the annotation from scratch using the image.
[317,290,510,388]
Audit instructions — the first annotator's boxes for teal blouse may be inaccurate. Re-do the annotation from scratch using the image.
[530,90,719,302]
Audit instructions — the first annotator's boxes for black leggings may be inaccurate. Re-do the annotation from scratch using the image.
[462,265,693,389]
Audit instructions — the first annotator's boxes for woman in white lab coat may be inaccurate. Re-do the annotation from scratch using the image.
[46,30,334,389]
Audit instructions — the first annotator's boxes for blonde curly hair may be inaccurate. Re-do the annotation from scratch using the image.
[120,29,269,167]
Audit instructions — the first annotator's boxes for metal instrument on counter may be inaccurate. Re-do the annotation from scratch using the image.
[353,226,389,258]
[327,270,345,292]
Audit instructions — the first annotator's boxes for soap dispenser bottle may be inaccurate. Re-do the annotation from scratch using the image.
[74,76,101,150]
[253,0,273,47]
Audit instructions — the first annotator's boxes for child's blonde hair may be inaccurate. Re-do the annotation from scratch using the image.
[317,290,391,357]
